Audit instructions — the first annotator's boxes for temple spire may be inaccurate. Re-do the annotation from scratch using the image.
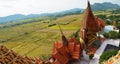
[57,22,69,46]
[87,0,90,6]
[57,22,64,36]
[81,0,99,32]
[80,1,100,47]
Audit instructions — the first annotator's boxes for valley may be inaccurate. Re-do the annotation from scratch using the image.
[0,9,119,60]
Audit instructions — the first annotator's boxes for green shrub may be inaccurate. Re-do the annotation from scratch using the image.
[103,31,119,39]
[103,32,109,38]
[109,31,119,39]
[99,50,118,64]
[48,23,56,27]
[89,54,94,59]
[70,29,80,40]
[24,32,29,35]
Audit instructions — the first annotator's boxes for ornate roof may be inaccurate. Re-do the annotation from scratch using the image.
[96,17,106,30]
[82,1,99,32]
[0,45,49,64]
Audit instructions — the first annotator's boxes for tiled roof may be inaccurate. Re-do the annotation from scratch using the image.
[96,18,106,30]
[0,45,49,64]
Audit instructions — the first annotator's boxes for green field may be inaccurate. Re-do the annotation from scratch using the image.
[0,14,83,60]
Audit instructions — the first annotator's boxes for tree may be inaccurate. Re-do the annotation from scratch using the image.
[117,25,120,34]
[99,50,118,64]
[108,31,119,39]
[103,31,119,39]
[103,32,109,38]
[118,42,120,50]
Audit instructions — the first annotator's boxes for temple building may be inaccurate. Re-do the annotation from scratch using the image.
[80,1,106,55]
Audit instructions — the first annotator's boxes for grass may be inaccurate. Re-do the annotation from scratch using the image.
[50,25,79,30]
[49,14,83,30]
[0,14,83,60]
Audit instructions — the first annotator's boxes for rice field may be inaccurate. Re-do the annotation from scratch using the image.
[0,14,82,60]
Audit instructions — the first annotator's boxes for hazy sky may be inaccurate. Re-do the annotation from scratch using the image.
[0,0,119,17]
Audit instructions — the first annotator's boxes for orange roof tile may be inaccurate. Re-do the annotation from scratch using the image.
[96,18,106,30]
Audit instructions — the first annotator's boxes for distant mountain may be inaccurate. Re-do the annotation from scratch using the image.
[0,14,48,24]
[53,8,84,17]
[0,8,83,24]
[91,2,120,11]
[0,14,26,23]
[0,2,120,24]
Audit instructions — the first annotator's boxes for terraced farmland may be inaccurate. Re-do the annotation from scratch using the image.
[0,14,83,60]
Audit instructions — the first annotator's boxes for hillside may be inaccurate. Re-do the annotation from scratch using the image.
[0,14,83,59]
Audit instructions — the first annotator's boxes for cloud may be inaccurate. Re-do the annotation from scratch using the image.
[0,0,17,1]
[0,0,119,17]
[1,5,13,8]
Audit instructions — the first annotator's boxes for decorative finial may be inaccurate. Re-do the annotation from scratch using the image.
[87,0,90,5]
[56,22,69,46]
[56,22,64,36]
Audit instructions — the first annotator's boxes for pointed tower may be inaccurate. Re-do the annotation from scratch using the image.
[82,1,99,32]
[81,1,99,47]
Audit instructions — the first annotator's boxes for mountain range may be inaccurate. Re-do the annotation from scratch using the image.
[0,2,120,24]
[0,8,83,24]
[91,2,120,11]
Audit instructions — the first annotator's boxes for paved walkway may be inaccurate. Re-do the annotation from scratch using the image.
[80,39,120,64]
[80,51,90,64]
